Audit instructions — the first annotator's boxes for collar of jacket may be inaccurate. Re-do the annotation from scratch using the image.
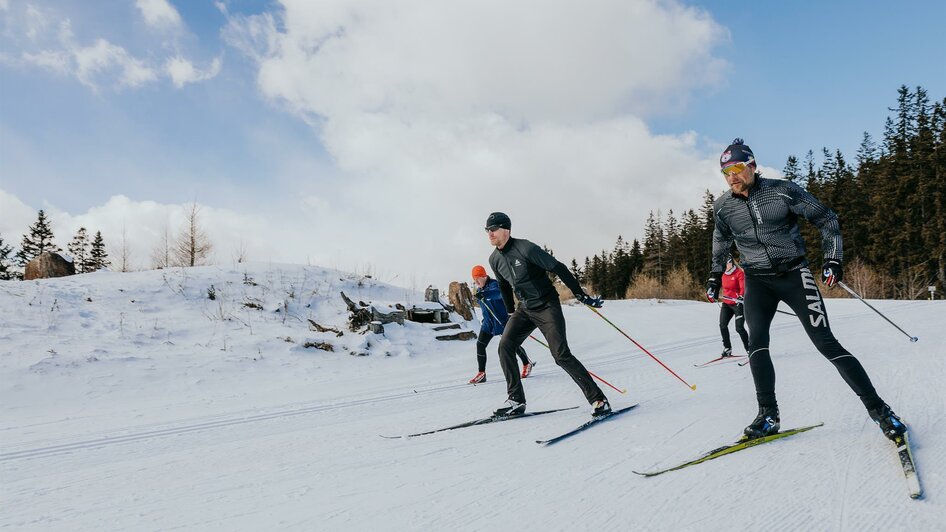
[497,237,517,253]
[729,173,762,200]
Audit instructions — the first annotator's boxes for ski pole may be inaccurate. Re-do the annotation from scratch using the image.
[584,305,697,391]
[474,284,626,394]
[721,296,796,317]
[521,332,626,394]
[837,281,919,342]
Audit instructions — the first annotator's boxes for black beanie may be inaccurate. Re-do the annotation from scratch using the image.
[720,138,756,168]
[485,212,511,230]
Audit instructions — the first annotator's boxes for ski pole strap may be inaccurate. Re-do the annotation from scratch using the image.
[585,305,697,391]
[837,281,918,342]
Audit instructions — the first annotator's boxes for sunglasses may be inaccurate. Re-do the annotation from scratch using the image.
[485,226,503,232]
[721,161,752,176]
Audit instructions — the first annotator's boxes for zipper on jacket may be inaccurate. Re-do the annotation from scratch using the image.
[742,195,776,268]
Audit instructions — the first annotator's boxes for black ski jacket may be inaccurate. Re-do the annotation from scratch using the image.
[489,237,583,312]
[711,176,842,275]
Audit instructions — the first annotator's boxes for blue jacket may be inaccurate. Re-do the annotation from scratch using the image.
[475,278,510,335]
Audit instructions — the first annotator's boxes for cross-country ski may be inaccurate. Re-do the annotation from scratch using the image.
[536,404,639,445]
[892,432,923,499]
[633,423,823,477]
[693,354,748,368]
[380,406,578,439]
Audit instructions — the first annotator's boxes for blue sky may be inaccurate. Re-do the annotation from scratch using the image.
[650,0,946,169]
[1,1,943,284]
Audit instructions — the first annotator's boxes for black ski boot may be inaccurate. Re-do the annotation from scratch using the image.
[720,347,733,358]
[493,399,526,417]
[744,405,780,439]
[868,403,906,440]
[591,399,612,418]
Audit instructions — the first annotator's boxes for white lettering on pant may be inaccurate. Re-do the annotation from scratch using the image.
[801,268,826,328]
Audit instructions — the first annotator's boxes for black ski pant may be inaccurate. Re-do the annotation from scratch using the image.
[743,267,884,411]
[497,299,605,405]
[477,330,528,372]
[719,303,749,351]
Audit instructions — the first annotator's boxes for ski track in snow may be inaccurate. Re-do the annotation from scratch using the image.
[1,265,944,530]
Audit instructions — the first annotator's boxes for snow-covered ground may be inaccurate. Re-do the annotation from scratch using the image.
[1,264,943,530]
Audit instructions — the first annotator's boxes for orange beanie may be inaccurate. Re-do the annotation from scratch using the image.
[471,265,487,278]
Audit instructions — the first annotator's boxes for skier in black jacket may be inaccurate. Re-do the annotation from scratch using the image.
[707,139,906,441]
[484,212,609,418]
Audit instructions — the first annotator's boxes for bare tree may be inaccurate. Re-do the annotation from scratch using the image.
[233,239,248,264]
[117,224,133,272]
[174,202,213,267]
[151,222,173,269]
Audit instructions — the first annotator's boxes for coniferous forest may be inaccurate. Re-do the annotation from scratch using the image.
[572,86,945,300]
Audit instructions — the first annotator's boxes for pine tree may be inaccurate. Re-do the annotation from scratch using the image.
[699,190,717,271]
[783,155,802,184]
[570,258,582,284]
[68,227,93,274]
[17,210,60,266]
[89,231,110,271]
[0,234,18,280]
[664,210,683,271]
[803,150,817,189]
[930,98,946,289]
[855,131,877,171]
[642,211,665,283]
[629,239,643,279]
[610,236,633,298]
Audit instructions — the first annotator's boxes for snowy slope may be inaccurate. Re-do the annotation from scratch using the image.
[1,264,943,530]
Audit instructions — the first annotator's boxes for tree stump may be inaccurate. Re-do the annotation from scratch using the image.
[435,331,476,341]
[24,252,75,280]
[371,307,406,325]
[368,321,384,334]
[307,319,344,337]
[425,285,439,302]
[340,291,372,331]
[448,281,474,321]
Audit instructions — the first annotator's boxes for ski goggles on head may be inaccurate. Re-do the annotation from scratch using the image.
[721,161,753,176]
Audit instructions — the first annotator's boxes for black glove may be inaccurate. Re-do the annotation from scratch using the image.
[474,289,485,301]
[576,293,604,308]
[821,259,843,287]
[706,274,721,302]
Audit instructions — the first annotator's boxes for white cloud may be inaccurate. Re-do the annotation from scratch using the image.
[135,0,183,31]
[1,2,216,91]
[220,0,733,284]
[165,55,222,88]
[234,0,727,125]
[0,190,37,242]
[20,49,70,74]
[73,38,158,89]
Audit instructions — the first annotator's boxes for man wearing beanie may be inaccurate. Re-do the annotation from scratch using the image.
[707,139,907,441]
[483,212,610,418]
[468,264,534,384]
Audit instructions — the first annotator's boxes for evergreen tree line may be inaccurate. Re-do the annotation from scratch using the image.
[0,210,110,280]
[0,202,216,280]
[570,85,945,300]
